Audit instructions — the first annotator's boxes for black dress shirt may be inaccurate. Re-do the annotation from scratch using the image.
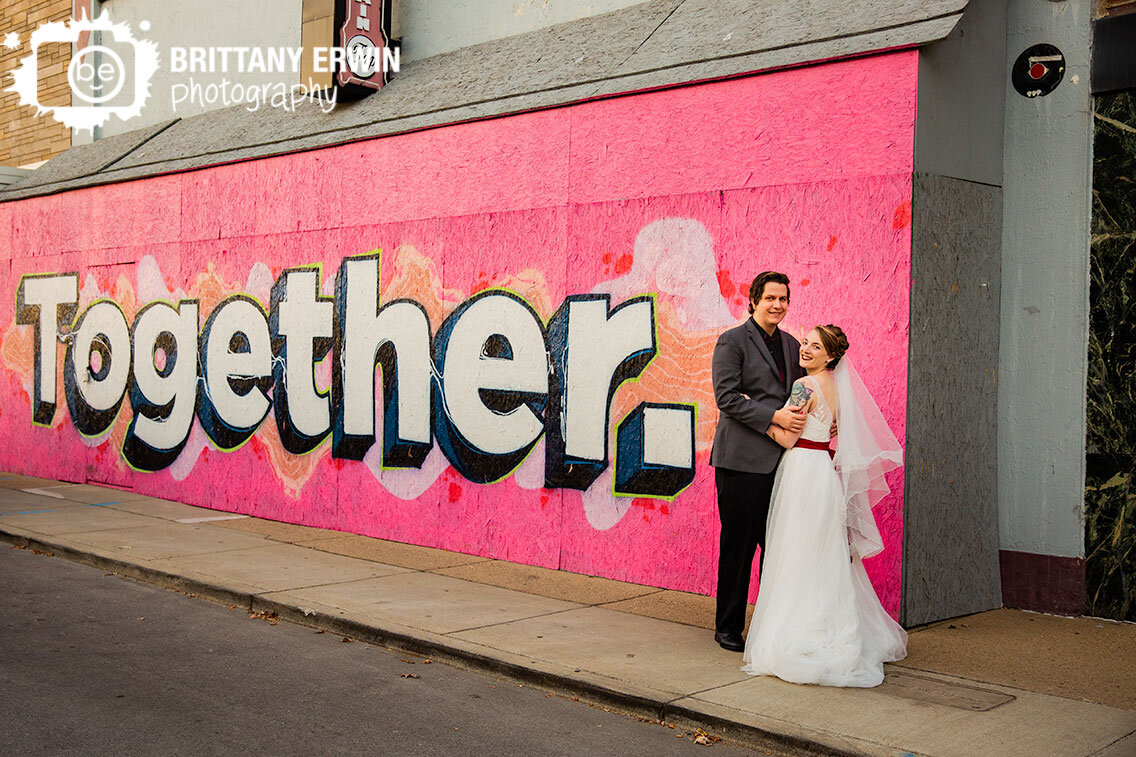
[760,326,786,385]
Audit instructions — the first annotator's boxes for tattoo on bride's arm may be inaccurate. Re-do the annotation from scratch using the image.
[789,381,813,408]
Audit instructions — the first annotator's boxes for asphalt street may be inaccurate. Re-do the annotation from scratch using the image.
[0,545,761,756]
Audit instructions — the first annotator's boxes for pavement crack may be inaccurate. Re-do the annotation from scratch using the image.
[1091,728,1136,756]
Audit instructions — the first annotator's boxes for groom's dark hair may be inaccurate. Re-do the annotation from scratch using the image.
[748,271,791,314]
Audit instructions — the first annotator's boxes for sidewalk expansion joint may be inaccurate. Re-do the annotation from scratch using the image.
[0,501,120,516]
[669,680,744,703]
[592,588,667,606]
[248,574,413,596]
[50,524,158,536]
[442,605,585,636]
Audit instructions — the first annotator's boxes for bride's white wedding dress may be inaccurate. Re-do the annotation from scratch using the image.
[742,374,906,687]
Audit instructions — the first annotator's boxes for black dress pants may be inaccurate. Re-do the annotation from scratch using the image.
[714,466,776,636]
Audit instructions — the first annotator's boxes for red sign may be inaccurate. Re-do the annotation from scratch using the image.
[336,0,396,93]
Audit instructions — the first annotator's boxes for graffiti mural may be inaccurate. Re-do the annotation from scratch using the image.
[0,51,917,614]
[14,255,698,497]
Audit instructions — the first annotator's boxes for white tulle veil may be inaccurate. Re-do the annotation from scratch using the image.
[831,357,903,559]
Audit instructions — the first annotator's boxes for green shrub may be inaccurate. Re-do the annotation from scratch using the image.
[1086,91,1136,621]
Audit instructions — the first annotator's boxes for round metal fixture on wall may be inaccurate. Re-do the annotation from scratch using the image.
[1012,44,1066,98]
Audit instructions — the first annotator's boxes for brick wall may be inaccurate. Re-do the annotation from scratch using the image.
[300,0,333,91]
[1,0,73,167]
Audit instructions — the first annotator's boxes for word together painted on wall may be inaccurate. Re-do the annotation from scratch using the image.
[15,253,696,499]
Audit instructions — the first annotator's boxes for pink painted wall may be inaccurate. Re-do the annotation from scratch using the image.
[0,51,917,614]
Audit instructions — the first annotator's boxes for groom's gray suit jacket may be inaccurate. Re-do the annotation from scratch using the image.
[710,319,803,475]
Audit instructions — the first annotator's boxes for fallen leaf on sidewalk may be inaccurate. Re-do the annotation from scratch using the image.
[313,629,325,635]
[693,728,720,746]
[12,545,27,550]
[248,610,279,623]
[401,673,420,679]
[422,659,432,664]
[341,636,353,643]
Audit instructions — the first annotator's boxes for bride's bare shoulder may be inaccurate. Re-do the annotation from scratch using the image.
[815,372,836,392]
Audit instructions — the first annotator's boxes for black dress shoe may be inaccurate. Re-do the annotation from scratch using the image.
[714,631,745,652]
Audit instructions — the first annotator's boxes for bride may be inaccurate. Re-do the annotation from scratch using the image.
[741,325,907,687]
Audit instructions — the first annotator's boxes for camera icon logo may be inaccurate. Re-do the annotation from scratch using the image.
[8,11,159,134]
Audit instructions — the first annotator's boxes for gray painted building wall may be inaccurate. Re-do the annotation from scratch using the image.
[905,0,1006,625]
[999,0,1092,560]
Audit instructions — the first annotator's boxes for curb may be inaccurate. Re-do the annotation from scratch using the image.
[1,527,872,757]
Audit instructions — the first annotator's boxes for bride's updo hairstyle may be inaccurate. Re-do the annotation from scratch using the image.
[815,324,849,369]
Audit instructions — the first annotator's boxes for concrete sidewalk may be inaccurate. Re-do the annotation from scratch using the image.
[1,474,1133,756]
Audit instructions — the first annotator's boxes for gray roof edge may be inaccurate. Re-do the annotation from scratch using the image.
[1,3,965,203]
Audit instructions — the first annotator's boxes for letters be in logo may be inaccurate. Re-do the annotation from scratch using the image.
[7,12,159,134]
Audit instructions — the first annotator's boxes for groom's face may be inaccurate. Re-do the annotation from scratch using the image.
[752,282,790,331]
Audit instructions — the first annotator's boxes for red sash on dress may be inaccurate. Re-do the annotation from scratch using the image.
[793,438,834,459]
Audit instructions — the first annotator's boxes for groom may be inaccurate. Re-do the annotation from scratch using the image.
[710,271,806,652]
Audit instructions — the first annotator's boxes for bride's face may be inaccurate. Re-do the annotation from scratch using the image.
[799,329,832,370]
